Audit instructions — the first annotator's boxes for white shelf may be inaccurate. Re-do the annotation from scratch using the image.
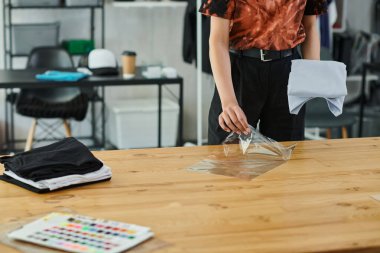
[113,1,187,8]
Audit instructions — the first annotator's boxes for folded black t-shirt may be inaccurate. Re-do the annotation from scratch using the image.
[0,137,103,181]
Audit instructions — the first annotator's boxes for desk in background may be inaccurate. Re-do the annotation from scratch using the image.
[0,67,184,151]
[1,138,380,252]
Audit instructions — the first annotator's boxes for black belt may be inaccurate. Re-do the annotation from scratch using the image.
[230,47,294,62]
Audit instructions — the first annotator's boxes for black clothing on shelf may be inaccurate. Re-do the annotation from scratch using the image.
[183,0,212,74]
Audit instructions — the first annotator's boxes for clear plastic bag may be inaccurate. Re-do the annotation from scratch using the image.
[188,126,296,180]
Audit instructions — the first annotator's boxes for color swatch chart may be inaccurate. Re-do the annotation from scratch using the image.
[8,212,154,253]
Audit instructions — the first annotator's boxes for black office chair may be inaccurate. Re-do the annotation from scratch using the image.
[16,47,89,151]
[305,98,357,139]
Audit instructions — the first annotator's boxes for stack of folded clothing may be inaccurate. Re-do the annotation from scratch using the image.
[0,138,111,193]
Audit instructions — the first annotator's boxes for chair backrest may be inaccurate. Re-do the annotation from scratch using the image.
[305,98,331,116]
[23,47,81,103]
[321,47,333,61]
[27,47,74,69]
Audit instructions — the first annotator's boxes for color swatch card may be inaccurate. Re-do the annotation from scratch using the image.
[8,212,154,253]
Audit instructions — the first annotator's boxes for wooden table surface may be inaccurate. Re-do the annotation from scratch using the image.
[1,138,380,253]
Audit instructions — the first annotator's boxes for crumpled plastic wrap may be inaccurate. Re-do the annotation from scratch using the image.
[223,126,295,159]
[188,126,296,180]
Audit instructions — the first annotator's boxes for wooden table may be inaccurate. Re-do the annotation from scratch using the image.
[1,138,380,253]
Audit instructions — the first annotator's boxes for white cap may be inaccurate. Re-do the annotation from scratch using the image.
[88,49,119,76]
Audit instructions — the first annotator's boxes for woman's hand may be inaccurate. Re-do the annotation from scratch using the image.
[219,102,250,135]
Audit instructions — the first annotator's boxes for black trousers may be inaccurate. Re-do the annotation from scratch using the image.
[208,51,305,145]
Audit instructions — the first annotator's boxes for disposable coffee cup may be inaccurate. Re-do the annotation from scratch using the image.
[122,51,137,79]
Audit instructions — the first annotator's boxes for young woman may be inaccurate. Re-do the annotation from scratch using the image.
[200,0,326,144]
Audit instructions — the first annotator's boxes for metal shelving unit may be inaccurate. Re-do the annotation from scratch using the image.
[1,0,106,151]
[2,0,105,69]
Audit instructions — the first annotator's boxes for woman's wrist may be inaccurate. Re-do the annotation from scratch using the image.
[221,97,239,110]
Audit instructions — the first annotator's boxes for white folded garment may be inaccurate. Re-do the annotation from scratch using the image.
[4,165,112,190]
[288,59,347,116]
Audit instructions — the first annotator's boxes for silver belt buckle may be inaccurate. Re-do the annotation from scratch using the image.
[260,49,272,62]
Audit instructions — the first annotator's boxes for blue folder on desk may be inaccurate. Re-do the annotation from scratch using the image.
[36,71,89,82]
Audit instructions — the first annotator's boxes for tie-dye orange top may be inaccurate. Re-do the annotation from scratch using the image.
[200,0,325,51]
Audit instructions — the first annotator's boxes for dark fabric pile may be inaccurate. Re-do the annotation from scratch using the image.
[0,138,111,193]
